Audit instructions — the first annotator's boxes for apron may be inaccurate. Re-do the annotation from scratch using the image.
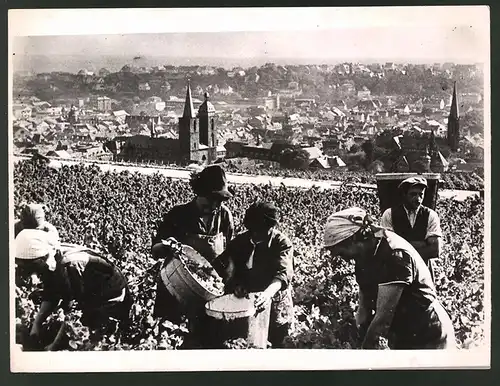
[182,211,225,263]
[271,285,294,327]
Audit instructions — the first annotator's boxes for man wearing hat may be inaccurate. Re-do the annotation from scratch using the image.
[151,164,235,347]
[214,201,295,348]
[380,176,443,283]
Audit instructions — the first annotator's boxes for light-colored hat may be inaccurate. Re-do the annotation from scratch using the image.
[398,176,428,190]
[15,229,59,260]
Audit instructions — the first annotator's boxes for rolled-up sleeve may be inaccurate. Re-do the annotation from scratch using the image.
[379,250,414,287]
[273,234,294,289]
[425,210,443,239]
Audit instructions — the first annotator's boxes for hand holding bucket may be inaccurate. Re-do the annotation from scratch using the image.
[254,291,273,314]
[152,237,183,262]
[161,237,183,254]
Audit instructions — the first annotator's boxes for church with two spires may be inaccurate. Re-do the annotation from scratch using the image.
[115,82,219,165]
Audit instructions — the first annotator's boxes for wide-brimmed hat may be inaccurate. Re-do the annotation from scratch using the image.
[398,176,428,191]
[15,228,59,260]
[195,165,232,200]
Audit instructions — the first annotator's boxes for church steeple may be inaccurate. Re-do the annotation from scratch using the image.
[450,81,459,119]
[447,81,460,152]
[183,79,195,119]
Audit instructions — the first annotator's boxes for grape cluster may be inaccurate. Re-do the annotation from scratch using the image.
[181,257,225,295]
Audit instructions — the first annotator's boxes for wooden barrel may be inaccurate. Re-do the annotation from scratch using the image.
[375,173,441,213]
[205,294,271,349]
[160,245,223,308]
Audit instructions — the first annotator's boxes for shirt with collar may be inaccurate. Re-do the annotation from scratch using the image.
[214,227,294,293]
[380,205,442,239]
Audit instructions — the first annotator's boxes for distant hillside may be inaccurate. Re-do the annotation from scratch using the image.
[13,54,485,75]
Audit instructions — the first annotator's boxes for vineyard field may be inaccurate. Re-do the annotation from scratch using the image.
[13,160,486,350]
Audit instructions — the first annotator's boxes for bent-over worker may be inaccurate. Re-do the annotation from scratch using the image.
[15,229,132,351]
[324,207,455,350]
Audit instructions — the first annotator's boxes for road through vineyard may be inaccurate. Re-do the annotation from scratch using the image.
[13,160,485,350]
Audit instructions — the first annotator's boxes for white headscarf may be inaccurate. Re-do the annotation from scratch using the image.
[323,207,383,248]
[15,229,60,271]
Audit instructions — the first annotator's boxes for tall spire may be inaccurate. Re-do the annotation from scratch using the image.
[447,81,460,152]
[450,81,459,119]
[183,79,195,119]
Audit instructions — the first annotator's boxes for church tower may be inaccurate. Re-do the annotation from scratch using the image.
[198,92,217,147]
[178,81,199,164]
[447,81,460,152]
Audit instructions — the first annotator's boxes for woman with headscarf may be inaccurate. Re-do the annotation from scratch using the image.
[14,203,60,241]
[15,229,132,351]
[323,207,455,350]
[151,164,234,347]
[214,201,294,348]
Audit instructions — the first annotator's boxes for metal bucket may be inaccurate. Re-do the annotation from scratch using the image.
[375,173,441,213]
[205,293,271,349]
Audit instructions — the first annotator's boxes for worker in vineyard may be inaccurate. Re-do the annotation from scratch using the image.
[379,177,442,283]
[15,229,133,351]
[323,207,455,349]
[14,203,60,241]
[151,164,235,347]
[214,201,294,349]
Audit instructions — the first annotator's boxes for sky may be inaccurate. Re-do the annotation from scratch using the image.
[10,6,490,63]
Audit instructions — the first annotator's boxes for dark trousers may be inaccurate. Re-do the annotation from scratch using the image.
[391,303,456,350]
[181,311,216,349]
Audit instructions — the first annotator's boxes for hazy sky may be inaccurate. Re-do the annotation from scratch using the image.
[10,7,489,63]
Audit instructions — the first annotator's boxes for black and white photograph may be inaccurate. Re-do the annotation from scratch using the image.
[9,6,490,371]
